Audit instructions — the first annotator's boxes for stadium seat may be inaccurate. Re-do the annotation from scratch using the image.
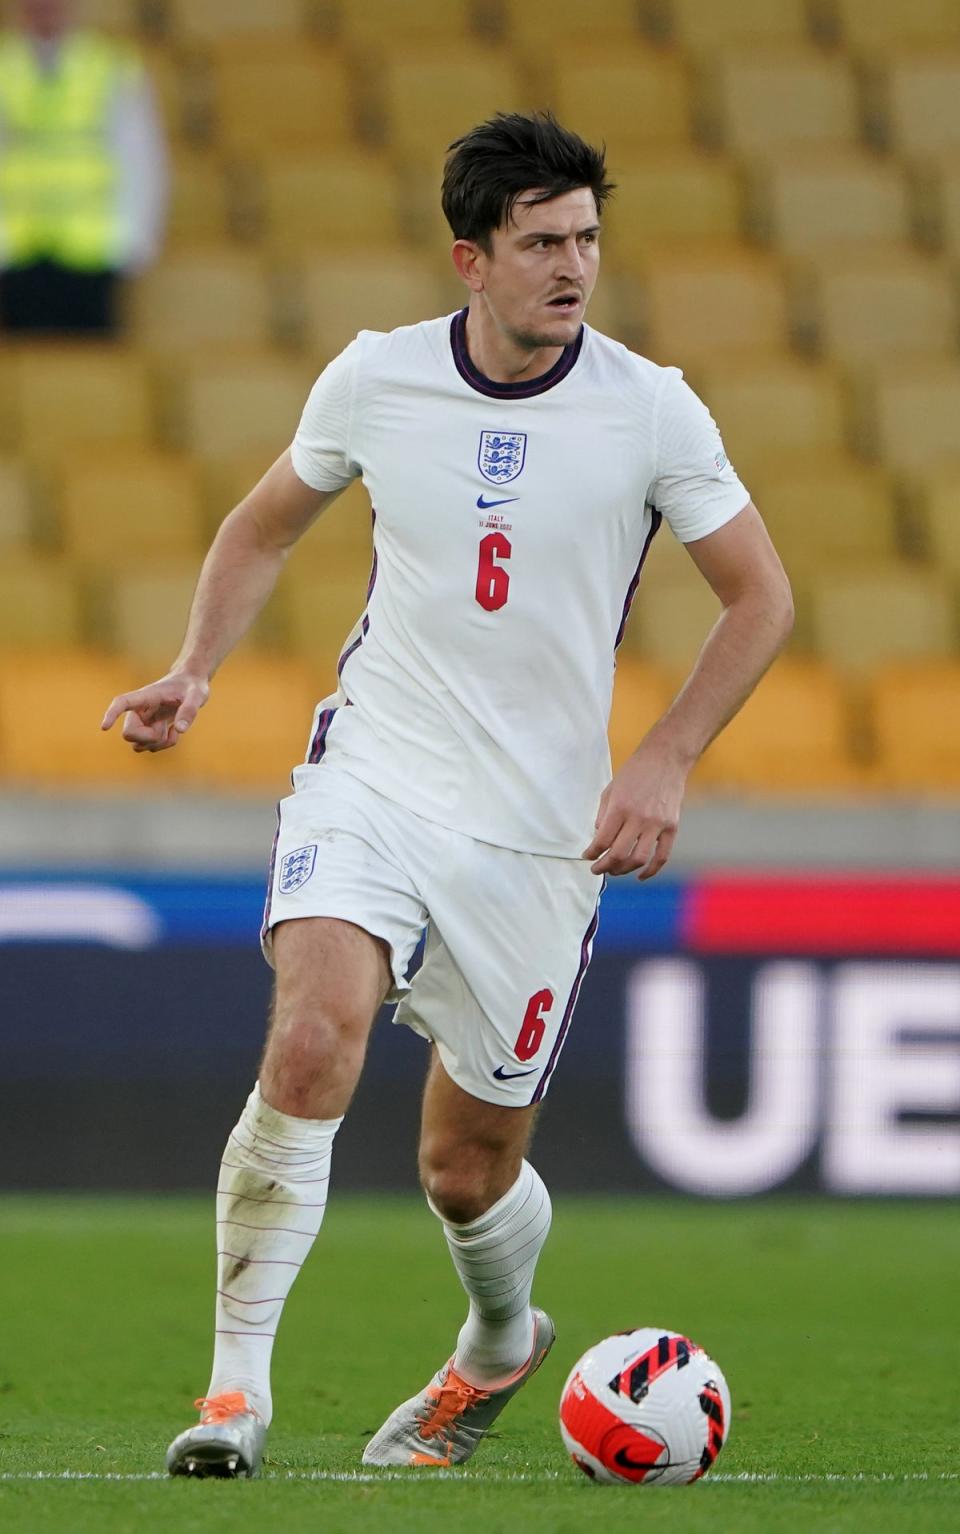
[210,40,355,152]
[166,153,233,246]
[339,0,479,48]
[0,556,83,650]
[855,361,960,470]
[608,658,672,771]
[914,466,960,574]
[651,0,809,47]
[620,567,722,670]
[167,352,316,461]
[868,661,960,791]
[602,153,743,256]
[0,459,34,552]
[505,0,642,49]
[299,254,453,360]
[871,52,960,155]
[690,360,847,481]
[57,452,206,567]
[0,651,186,788]
[107,565,204,662]
[638,244,788,364]
[294,479,377,563]
[825,0,960,51]
[0,346,153,458]
[380,48,525,158]
[695,658,865,792]
[933,155,960,251]
[809,566,955,672]
[748,458,898,577]
[256,152,405,252]
[700,50,859,152]
[552,47,692,156]
[128,251,277,352]
[173,654,323,791]
[794,250,955,362]
[748,150,911,252]
[167,0,307,42]
[278,562,379,684]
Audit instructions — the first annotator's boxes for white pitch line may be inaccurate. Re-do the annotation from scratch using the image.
[0,1470,958,1485]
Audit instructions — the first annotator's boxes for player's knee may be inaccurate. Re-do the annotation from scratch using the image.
[260,1007,365,1111]
[420,1149,516,1225]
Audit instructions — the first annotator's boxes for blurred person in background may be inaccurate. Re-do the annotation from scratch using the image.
[0,0,167,334]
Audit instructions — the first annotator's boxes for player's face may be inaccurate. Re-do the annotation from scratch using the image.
[478,187,601,351]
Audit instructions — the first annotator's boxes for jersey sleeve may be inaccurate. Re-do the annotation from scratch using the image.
[290,342,361,493]
[648,369,750,543]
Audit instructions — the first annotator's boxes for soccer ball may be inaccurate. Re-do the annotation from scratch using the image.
[558,1327,731,1485]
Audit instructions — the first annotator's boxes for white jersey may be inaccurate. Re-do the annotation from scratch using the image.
[289,311,749,858]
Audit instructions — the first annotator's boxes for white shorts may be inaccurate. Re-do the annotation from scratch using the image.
[261,764,603,1106]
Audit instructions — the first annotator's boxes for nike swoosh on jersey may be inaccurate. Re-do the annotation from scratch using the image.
[492,1064,538,1080]
[477,495,519,509]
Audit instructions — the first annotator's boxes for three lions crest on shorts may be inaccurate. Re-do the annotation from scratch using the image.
[278,844,317,894]
[478,431,527,485]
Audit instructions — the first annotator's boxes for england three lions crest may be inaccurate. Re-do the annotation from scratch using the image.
[478,431,527,485]
[278,844,317,894]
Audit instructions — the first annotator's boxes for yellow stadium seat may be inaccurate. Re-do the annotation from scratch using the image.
[57,451,206,567]
[915,466,960,575]
[602,153,742,257]
[868,662,960,791]
[749,150,911,252]
[106,564,202,662]
[0,346,152,458]
[0,556,83,650]
[0,459,34,551]
[873,52,960,156]
[0,651,186,788]
[128,251,276,352]
[695,658,865,792]
[933,154,960,251]
[691,360,846,482]
[809,566,955,672]
[82,0,138,33]
[174,655,322,791]
[552,46,691,157]
[340,0,479,48]
[506,0,642,48]
[381,47,525,159]
[211,40,354,152]
[299,254,452,360]
[257,152,405,252]
[294,479,376,564]
[795,250,955,362]
[167,0,307,42]
[701,49,858,152]
[748,459,898,577]
[638,244,788,364]
[855,361,960,471]
[608,658,672,771]
[620,569,722,670]
[278,562,378,684]
[827,0,960,50]
[656,0,809,47]
[166,153,233,246]
[168,352,315,461]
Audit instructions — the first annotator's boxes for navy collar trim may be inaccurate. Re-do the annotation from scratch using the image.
[450,308,583,399]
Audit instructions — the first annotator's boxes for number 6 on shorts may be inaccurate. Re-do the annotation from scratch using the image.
[515,988,554,1061]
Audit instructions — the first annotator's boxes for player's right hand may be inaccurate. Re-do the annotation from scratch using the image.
[100,672,210,752]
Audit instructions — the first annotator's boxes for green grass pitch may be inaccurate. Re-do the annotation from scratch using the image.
[0,1194,955,1533]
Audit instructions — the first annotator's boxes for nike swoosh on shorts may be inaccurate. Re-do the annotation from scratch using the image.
[492,1065,538,1080]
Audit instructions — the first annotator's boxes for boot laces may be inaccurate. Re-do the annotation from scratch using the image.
[194,1391,251,1424]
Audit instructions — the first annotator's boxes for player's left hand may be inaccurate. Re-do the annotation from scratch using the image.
[582,739,689,880]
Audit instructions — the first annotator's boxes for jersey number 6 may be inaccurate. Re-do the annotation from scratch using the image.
[475,531,511,612]
[514,988,554,1061]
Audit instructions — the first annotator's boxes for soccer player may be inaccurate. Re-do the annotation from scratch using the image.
[102,113,793,1478]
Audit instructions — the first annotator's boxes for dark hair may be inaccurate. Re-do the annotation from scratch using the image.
[441,111,614,249]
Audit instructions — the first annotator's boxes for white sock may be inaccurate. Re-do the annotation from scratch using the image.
[208,1082,341,1426]
[438,1160,552,1389]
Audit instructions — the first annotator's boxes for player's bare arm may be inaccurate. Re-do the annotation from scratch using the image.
[100,450,333,752]
[584,502,793,880]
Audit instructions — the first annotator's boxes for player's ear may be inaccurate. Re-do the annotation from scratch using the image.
[451,239,485,292]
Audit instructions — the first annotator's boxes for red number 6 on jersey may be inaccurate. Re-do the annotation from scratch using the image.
[475,531,511,612]
[515,988,554,1061]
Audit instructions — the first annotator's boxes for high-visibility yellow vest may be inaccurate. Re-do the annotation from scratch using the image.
[0,31,140,269]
